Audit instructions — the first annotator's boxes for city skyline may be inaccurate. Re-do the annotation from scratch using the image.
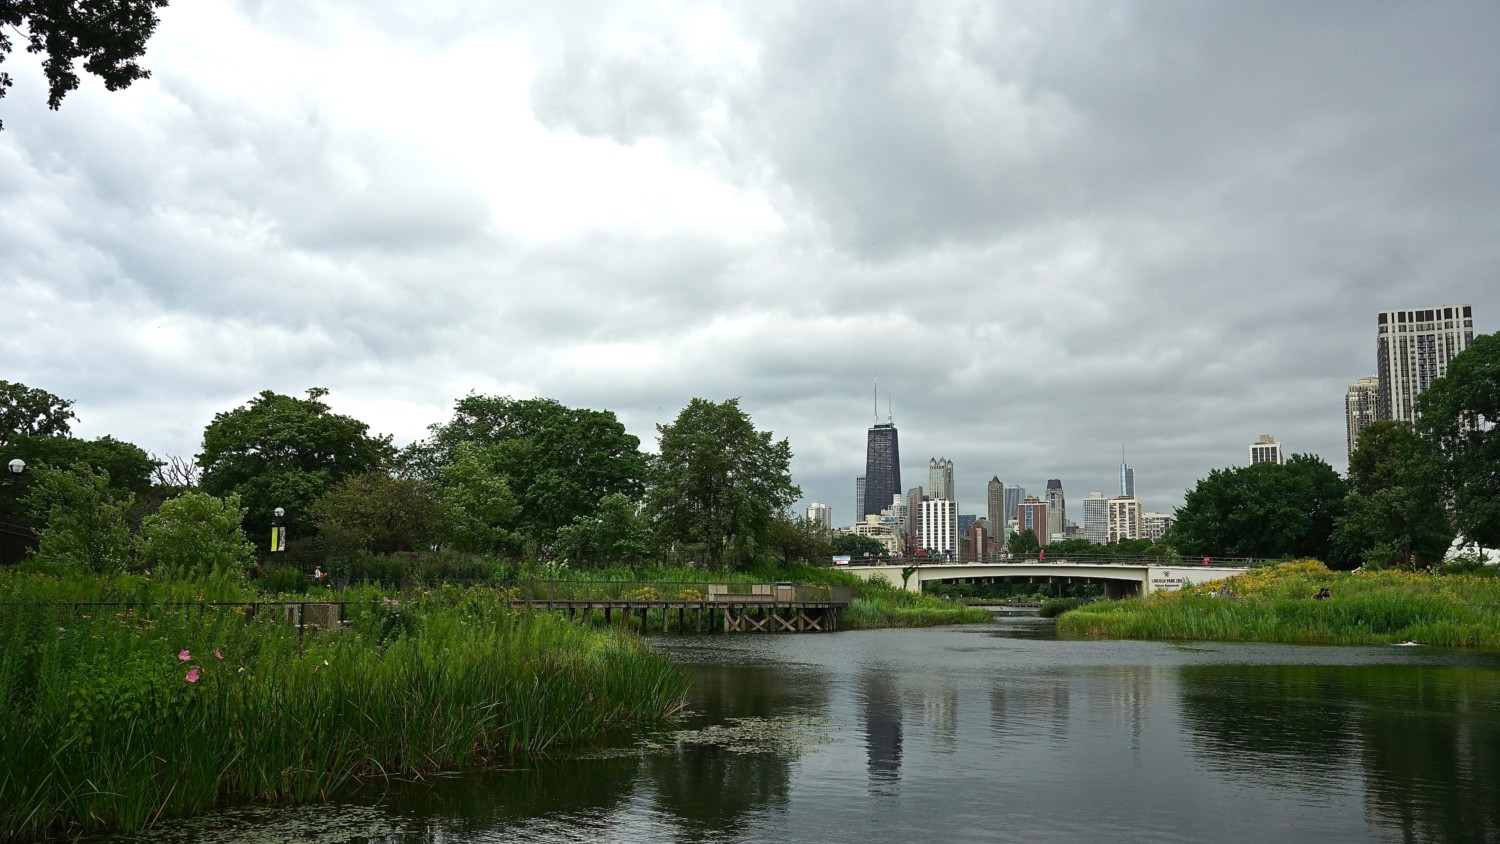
[3,5,1497,533]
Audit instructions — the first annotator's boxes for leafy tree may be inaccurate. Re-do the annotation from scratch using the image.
[767,513,834,564]
[1009,529,1041,557]
[197,388,394,542]
[403,394,646,546]
[438,442,521,555]
[832,532,885,558]
[1045,537,1097,557]
[1329,420,1452,570]
[136,490,254,577]
[22,464,133,574]
[0,0,169,131]
[553,493,654,569]
[1415,332,1500,548]
[310,472,444,558]
[1,433,157,523]
[646,398,800,569]
[0,380,75,444]
[1171,454,1347,561]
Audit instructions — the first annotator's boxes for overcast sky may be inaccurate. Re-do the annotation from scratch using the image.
[3,1,1497,526]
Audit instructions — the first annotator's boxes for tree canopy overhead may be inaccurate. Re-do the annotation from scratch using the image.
[0,0,169,131]
[197,388,394,541]
[646,397,800,569]
[403,394,646,546]
[1416,332,1500,549]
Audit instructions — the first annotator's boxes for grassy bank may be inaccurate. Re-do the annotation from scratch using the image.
[1056,560,1500,647]
[0,572,687,842]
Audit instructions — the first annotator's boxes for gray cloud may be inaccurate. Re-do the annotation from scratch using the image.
[2,0,1498,528]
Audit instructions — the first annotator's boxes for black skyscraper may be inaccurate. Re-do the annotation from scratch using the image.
[863,422,901,519]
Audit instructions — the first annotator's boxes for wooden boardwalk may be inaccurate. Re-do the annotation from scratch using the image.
[513,582,854,633]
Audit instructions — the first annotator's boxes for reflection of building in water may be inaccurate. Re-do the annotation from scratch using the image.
[858,668,903,793]
[1090,666,1153,755]
[921,686,959,755]
[986,681,1070,742]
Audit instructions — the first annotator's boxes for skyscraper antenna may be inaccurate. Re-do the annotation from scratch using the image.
[873,378,878,424]
[888,395,893,424]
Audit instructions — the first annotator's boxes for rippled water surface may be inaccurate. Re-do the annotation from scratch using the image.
[98,616,1500,844]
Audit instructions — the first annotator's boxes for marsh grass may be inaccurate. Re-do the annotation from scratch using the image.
[0,576,687,841]
[1056,560,1500,647]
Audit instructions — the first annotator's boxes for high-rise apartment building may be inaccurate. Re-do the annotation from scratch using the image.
[1082,491,1108,544]
[854,476,866,525]
[806,502,832,531]
[1120,461,1135,499]
[1345,376,1380,460]
[1044,479,1066,542]
[1376,305,1474,423]
[1249,434,1283,465]
[928,457,955,503]
[863,422,902,520]
[1141,512,1174,541]
[1016,495,1048,547]
[987,477,1004,547]
[921,497,957,559]
[1106,496,1142,543]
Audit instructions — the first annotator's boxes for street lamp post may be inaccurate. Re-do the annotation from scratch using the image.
[2,459,30,566]
[271,506,286,554]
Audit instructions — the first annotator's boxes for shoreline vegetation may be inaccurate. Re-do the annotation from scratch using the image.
[1056,560,1500,648]
[0,559,980,840]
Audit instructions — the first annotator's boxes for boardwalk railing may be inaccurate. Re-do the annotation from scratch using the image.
[504,580,852,605]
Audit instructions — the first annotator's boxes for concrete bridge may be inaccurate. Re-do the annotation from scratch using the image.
[843,559,1253,599]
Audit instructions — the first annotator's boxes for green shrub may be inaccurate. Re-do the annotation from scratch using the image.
[137,491,255,578]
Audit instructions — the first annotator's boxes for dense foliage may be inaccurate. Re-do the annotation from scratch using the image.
[1416,332,1500,549]
[0,573,687,840]
[646,398,800,569]
[1170,454,1346,562]
[403,395,645,548]
[198,388,395,541]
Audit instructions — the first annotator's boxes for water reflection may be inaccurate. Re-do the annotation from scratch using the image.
[857,666,904,794]
[1181,663,1500,844]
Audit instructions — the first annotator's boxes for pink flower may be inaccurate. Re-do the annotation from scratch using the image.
[185,667,201,683]
[214,649,223,661]
[178,649,192,661]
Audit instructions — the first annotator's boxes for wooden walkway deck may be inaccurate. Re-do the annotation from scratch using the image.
[512,583,855,633]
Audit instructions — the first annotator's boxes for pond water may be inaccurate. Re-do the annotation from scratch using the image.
[96,616,1500,843]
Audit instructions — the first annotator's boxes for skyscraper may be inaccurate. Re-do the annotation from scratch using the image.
[1082,491,1108,544]
[1345,376,1380,460]
[1249,434,1283,465]
[1044,479,1066,542]
[987,477,1006,549]
[1003,485,1023,521]
[863,424,901,520]
[1119,453,1135,499]
[806,502,832,531]
[855,476,866,524]
[928,457,954,502]
[1376,305,1475,423]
